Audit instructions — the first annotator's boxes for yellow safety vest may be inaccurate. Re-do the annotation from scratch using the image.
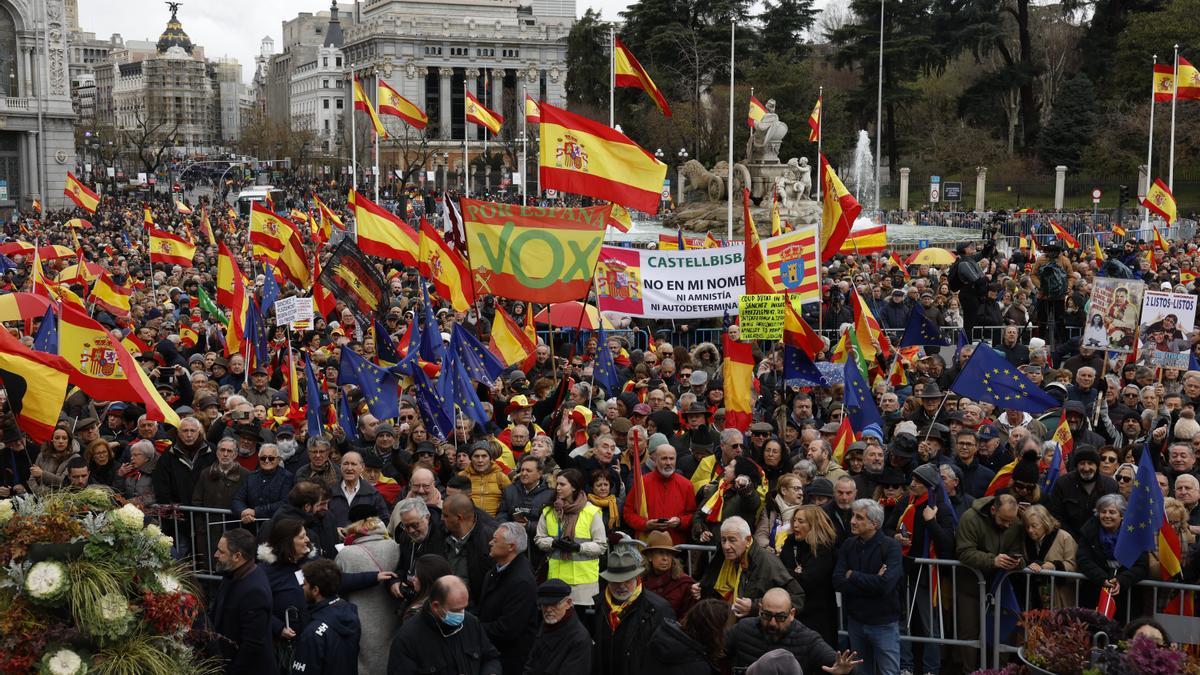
[543,503,601,586]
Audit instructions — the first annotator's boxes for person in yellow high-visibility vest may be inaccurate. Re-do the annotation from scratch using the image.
[535,467,608,623]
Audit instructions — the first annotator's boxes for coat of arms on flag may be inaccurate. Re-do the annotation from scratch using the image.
[595,247,643,315]
[764,226,819,304]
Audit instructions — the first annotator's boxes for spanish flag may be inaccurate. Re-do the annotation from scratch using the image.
[0,329,70,442]
[985,457,1017,496]
[820,154,861,262]
[807,96,822,142]
[1093,237,1105,262]
[1182,269,1197,285]
[1049,220,1080,249]
[216,241,240,306]
[606,203,633,232]
[722,332,755,433]
[783,293,824,357]
[378,77,428,129]
[1113,223,1127,238]
[465,90,503,134]
[148,227,196,267]
[198,209,217,245]
[312,254,337,320]
[1159,514,1184,579]
[64,173,100,214]
[175,199,193,215]
[538,101,668,214]
[613,37,671,117]
[143,205,155,229]
[523,301,537,346]
[351,188,419,266]
[524,94,541,124]
[250,201,298,263]
[831,415,855,465]
[850,287,892,361]
[179,324,198,348]
[418,217,474,311]
[91,273,131,317]
[224,261,252,359]
[1178,56,1200,100]
[489,303,536,368]
[1144,178,1178,224]
[703,232,720,249]
[1154,225,1170,252]
[1155,63,1177,102]
[890,251,911,282]
[353,75,388,138]
[839,224,888,255]
[57,304,179,426]
[743,188,775,295]
[314,194,344,238]
[747,95,767,128]
[275,226,311,289]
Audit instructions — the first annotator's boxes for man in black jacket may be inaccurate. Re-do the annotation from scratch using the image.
[593,536,674,675]
[290,558,361,675]
[443,493,497,606]
[1047,446,1119,537]
[387,575,501,675]
[524,579,593,675]
[478,522,539,675]
[725,588,860,674]
[209,528,276,673]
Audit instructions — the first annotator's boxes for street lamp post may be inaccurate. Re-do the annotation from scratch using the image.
[676,147,689,207]
[654,148,665,212]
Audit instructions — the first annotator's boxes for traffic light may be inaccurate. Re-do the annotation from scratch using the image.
[1116,184,1130,227]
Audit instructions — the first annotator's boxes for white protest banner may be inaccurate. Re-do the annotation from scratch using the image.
[274,296,314,328]
[595,245,744,318]
[1082,278,1144,353]
[1139,290,1196,366]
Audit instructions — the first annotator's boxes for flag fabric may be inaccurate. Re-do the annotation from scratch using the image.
[820,155,861,262]
[412,365,455,439]
[224,261,252,358]
[703,232,719,249]
[174,199,193,215]
[783,295,825,357]
[1155,63,1177,102]
[850,288,893,361]
[1115,444,1166,570]
[656,233,706,250]
[1113,223,1127,238]
[448,323,505,385]
[951,344,1059,415]
[889,251,911,282]
[198,209,216,245]
[178,324,199,349]
[250,201,298,264]
[57,305,179,426]
[807,96,821,142]
[722,333,755,433]
[899,302,950,347]
[613,37,671,117]
[747,96,767,128]
[843,350,885,441]
[439,348,492,428]
[1049,220,1080,249]
[606,203,633,233]
[628,431,649,523]
[91,273,132,317]
[1154,226,1170,252]
[1042,410,1073,496]
[32,306,57,353]
[63,173,100,213]
[197,286,227,325]
[353,76,387,138]
[377,77,427,129]
[1182,269,1197,285]
[770,191,783,237]
[538,101,668,214]
[763,229,820,303]
[0,328,70,442]
[839,225,888,255]
[524,94,541,124]
[275,227,311,289]
[1178,56,1200,100]
[417,283,445,364]
[216,241,240,306]
[461,197,608,303]
[1144,179,1178,224]
[831,415,855,465]
[743,188,775,295]
[489,303,537,368]
[314,194,345,234]
[441,193,468,257]
[148,227,196,267]
[1159,512,1184,580]
[351,189,419,265]
[783,338,827,385]
[337,393,359,443]
[339,346,400,421]
[1093,236,1104,263]
[887,352,909,389]
[592,328,621,395]
[465,90,503,134]
[418,217,474,311]
[260,264,282,313]
[317,238,387,320]
[304,355,324,439]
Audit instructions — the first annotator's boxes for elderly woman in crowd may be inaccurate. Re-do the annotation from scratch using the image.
[1018,504,1078,609]
[115,439,158,507]
[1075,493,1149,619]
[336,506,400,675]
[754,472,805,551]
[640,530,697,618]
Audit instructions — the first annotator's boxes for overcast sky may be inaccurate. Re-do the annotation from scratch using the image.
[78,1,641,85]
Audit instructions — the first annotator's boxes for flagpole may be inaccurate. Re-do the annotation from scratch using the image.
[350,72,358,193]
[609,25,615,128]
[875,0,884,216]
[727,21,735,242]
[374,71,382,203]
[815,86,823,205]
[1145,54,1158,228]
[521,102,527,203]
[1170,45,1179,192]
[464,84,470,198]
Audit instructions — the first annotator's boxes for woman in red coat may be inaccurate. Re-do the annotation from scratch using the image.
[640,530,697,618]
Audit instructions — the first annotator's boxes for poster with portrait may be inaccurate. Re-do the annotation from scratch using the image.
[1139,290,1197,367]
[1082,278,1144,353]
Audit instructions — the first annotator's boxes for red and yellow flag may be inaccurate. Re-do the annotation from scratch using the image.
[64,172,100,213]
[1154,225,1170,252]
[524,94,541,124]
[985,458,1018,496]
[850,287,892,361]
[216,241,240,306]
[148,227,196,267]
[747,95,767,128]
[890,251,911,282]
[722,332,755,433]
[1144,178,1178,224]
[743,188,775,295]
[353,76,387,138]
[1112,223,1127,238]
[418,217,474,311]
[175,199,193,215]
[250,201,298,264]
[198,209,217,245]
[613,37,671,117]
[465,90,503,134]
[275,226,311,289]
[831,415,855,465]
[179,324,198,348]
[489,303,537,368]
[351,188,419,266]
[1155,63,1177,102]
[0,329,70,442]
[820,154,861,261]
[770,191,783,237]
[1159,514,1184,579]
[1181,269,1197,285]
[807,96,822,142]
[91,273,132,317]
[224,260,251,358]
[703,232,719,249]
[839,224,888,255]
[1049,220,1080,249]
[378,77,428,129]
[1093,237,1104,263]
[605,203,633,233]
[783,293,824,357]
[1178,56,1200,100]
[1050,409,1074,465]
[538,101,668,214]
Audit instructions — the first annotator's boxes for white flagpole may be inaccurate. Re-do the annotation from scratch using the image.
[521,100,527,203]
[1146,54,1158,228]
[350,72,358,193]
[875,0,884,216]
[1170,44,1179,191]
[816,86,823,205]
[609,26,615,128]
[727,21,735,242]
[464,85,470,198]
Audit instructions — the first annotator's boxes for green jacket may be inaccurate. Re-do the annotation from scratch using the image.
[954,496,1023,573]
[699,543,806,614]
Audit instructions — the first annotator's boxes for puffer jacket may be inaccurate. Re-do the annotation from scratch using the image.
[459,464,512,516]
[725,615,839,672]
[231,467,295,520]
[288,596,360,675]
[690,342,721,380]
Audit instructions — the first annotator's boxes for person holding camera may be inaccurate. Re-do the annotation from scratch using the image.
[1032,243,1070,347]
[948,238,995,336]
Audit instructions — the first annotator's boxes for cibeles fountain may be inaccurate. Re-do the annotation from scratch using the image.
[665,98,824,234]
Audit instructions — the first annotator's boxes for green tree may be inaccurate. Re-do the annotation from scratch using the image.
[565,9,610,112]
[759,0,819,62]
[1074,0,1167,92]
[1037,74,1097,170]
[1111,1,1200,103]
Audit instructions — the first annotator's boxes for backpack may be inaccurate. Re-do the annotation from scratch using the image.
[948,260,964,292]
[1038,262,1068,298]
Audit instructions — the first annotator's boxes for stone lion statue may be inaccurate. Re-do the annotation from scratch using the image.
[679,159,724,201]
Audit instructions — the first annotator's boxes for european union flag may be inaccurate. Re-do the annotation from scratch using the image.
[592,328,620,395]
[244,299,270,372]
[1191,349,1200,372]
[449,323,505,385]
[783,342,828,385]
[950,344,1058,415]
[1115,442,1164,569]
[899,302,950,347]
[843,353,884,440]
[954,329,968,362]
[337,393,359,442]
[413,366,455,438]
[373,319,401,365]
[303,355,323,439]
[338,346,400,420]
[0,254,17,274]
[32,306,57,353]
[261,264,281,314]
[418,282,444,363]
[984,572,1022,651]
[439,349,492,429]
[1040,442,1063,494]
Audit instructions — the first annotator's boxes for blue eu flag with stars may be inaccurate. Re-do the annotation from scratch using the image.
[418,282,444,364]
[337,393,359,443]
[32,306,57,353]
[593,328,621,396]
[303,354,324,440]
[449,323,505,385]
[784,342,828,385]
[338,346,400,421]
[439,349,492,429]
[950,344,1058,415]
[1115,442,1165,569]
[413,366,455,438]
[843,353,884,440]
[260,263,281,314]
[899,302,950,347]
[373,319,401,365]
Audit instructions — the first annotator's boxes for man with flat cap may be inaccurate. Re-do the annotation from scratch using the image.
[523,579,593,675]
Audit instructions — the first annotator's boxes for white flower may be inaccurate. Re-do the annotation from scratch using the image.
[144,523,162,538]
[0,498,13,525]
[24,560,70,605]
[41,647,87,675]
[109,503,144,530]
[156,535,174,552]
[98,593,130,622]
[156,572,181,594]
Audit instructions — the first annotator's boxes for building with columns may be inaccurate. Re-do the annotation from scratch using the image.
[288,5,347,156]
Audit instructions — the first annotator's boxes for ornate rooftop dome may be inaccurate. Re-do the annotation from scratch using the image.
[156,2,194,55]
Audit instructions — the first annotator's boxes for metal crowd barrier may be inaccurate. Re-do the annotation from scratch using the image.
[971,325,1040,346]
[164,504,268,581]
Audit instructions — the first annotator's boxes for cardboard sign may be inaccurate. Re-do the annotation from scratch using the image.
[275,296,314,328]
[737,294,786,340]
[1082,278,1145,353]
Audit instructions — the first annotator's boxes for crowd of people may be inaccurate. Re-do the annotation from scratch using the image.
[3,174,1200,675]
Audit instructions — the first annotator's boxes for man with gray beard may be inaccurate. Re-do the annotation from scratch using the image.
[622,443,696,544]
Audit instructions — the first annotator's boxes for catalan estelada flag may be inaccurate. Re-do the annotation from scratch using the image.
[351,188,419,266]
[763,228,820,304]
[613,37,671,117]
[378,77,428,129]
[839,224,888,255]
[148,227,196,267]
[743,188,775,295]
[465,90,503,134]
[0,328,70,442]
[807,96,822,142]
[1049,220,1080,249]
[489,303,536,368]
[1144,178,1178,224]
[63,173,100,213]
[353,75,387,138]
[1178,56,1200,100]
[1155,63,1178,102]
[524,95,541,124]
[747,95,767,128]
[250,201,298,264]
[722,332,755,433]
[538,101,668,214]
[418,217,474,311]
[821,154,860,261]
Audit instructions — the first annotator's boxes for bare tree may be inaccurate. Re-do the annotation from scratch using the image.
[123,107,180,175]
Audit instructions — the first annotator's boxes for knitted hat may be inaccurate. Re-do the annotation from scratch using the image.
[647,433,670,451]
[1011,449,1041,484]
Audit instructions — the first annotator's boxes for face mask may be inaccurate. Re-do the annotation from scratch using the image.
[442,610,466,627]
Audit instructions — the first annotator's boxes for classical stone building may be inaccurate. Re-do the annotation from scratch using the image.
[0,0,76,213]
[263,3,356,131]
[288,6,347,155]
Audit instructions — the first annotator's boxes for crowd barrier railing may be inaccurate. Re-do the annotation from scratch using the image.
[164,504,268,581]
